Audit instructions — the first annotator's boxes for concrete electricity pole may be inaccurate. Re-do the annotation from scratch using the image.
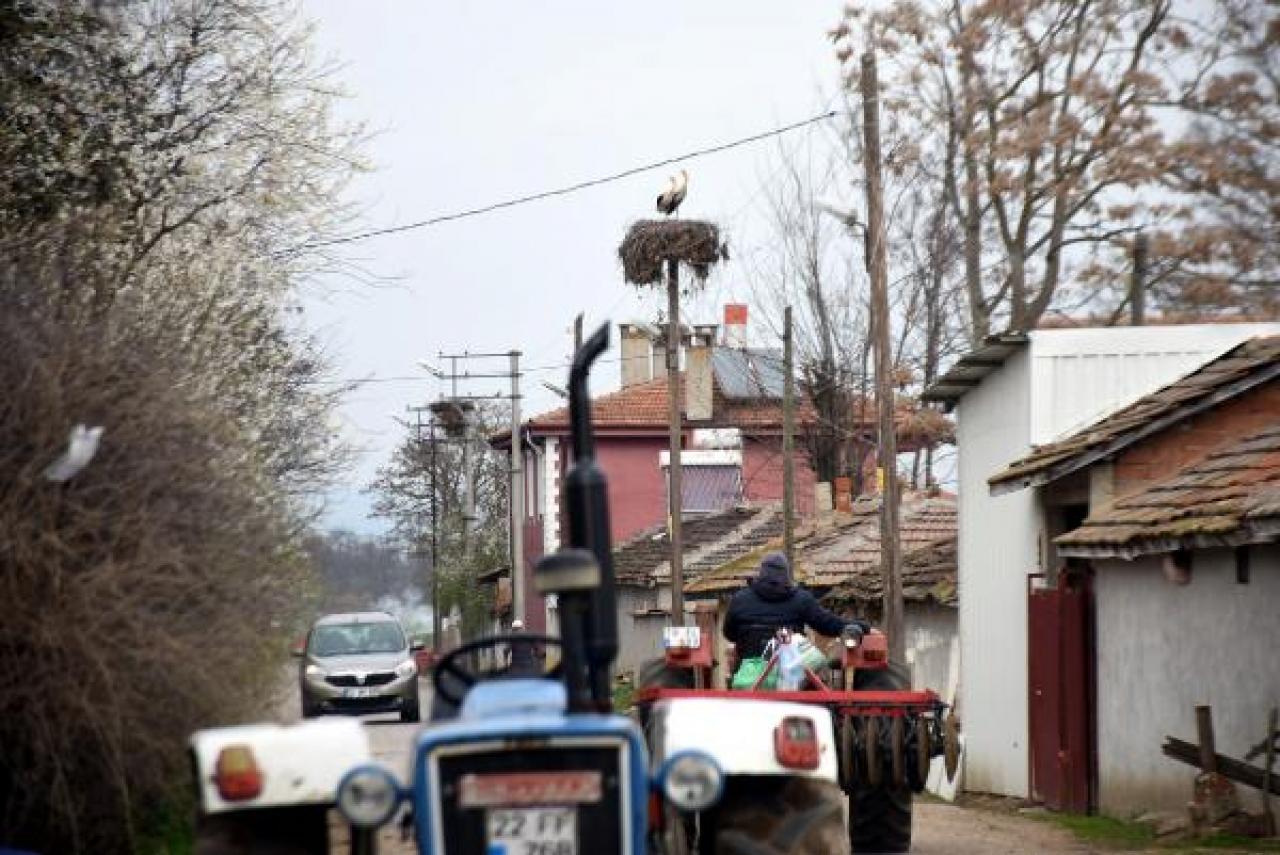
[782,305,796,567]
[666,257,685,626]
[431,351,526,628]
[862,50,904,662]
[509,350,525,627]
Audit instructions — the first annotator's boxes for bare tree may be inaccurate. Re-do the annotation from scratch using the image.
[831,0,1277,333]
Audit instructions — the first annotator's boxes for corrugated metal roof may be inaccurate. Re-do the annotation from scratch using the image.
[990,336,1280,495]
[712,347,785,399]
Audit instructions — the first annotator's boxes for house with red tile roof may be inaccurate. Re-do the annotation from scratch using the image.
[936,328,1280,819]
[494,317,951,635]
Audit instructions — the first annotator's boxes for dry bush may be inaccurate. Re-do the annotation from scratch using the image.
[0,298,309,853]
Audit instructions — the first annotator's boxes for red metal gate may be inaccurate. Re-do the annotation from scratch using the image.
[1027,572,1094,813]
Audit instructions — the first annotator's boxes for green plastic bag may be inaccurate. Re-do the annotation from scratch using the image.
[731,656,778,690]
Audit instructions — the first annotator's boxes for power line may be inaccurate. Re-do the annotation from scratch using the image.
[296,110,838,251]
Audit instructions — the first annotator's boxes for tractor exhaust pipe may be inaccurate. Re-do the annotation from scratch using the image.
[564,323,619,710]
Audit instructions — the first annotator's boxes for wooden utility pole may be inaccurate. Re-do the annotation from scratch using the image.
[509,350,525,628]
[782,305,796,567]
[1131,232,1148,326]
[862,50,904,661]
[666,257,685,626]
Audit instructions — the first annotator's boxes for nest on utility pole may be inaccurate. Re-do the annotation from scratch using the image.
[618,219,728,285]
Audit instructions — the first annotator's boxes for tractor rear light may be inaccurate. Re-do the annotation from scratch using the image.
[648,790,664,830]
[214,744,263,801]
[773,716,820,770]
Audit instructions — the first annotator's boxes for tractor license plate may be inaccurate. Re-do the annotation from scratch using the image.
[486,807,576,855]
[342,687,375,699]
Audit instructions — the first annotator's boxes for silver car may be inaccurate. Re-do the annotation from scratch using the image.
[297,611,422,722]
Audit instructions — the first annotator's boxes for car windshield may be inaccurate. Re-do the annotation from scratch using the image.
[308,622,405,657]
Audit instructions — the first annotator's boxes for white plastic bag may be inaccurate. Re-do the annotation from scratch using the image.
[777,638,804,690]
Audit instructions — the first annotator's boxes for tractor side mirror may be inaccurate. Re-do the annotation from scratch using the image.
[535,549,601,596]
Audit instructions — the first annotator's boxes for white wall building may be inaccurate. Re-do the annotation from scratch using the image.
[925,323,1280,800]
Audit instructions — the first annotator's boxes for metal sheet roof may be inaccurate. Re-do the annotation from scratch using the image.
[712,347,785,399]
[921,333,1029,408]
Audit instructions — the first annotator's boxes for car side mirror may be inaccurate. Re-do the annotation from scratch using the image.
[410,638,425,652]
[290,645,305,658]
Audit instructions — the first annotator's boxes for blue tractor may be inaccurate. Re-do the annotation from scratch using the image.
[331,324,724,853]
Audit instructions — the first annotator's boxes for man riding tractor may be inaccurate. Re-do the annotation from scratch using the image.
[722,551,869,687]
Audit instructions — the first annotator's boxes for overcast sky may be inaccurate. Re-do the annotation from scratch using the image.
[302,2,848,535]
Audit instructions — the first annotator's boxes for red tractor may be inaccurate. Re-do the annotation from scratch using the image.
[635,614,960,854]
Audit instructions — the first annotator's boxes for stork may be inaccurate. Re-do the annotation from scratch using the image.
[656,169,688,217]
[44,423,104,482]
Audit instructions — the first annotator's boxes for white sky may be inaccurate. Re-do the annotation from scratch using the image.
[301,2,848,535]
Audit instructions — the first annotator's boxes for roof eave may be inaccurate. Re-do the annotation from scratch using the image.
[922,333,1030,409]
[1057,517,1280,560]
[988,359,1280,496]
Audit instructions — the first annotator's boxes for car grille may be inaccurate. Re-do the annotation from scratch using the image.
[433,743,627,852]
[325,672,395,687]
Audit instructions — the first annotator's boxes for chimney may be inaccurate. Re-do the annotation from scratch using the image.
[724,303,748,348]
[619,323,653,388]
[651,329,667,380]
[685,324,717,421]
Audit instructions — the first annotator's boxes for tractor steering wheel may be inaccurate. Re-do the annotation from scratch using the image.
[431,633,563,706]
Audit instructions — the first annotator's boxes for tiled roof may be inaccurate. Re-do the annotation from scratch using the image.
[822,536,957,610]
[612,505,783,588]
[989,336,1280,495]
[525,374,805,433]
[521,374,949,445]
[1055,424,1280,559]
[685,492,957,597]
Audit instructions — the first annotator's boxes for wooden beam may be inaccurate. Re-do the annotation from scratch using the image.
[1163,737,1280,797]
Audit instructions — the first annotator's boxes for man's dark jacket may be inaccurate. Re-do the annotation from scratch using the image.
[722,558,861,659]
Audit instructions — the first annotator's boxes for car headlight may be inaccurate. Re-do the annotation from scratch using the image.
[304,664,326,679]
[658,751,724,813]
[336,765,401,829]
[394,658,417,678]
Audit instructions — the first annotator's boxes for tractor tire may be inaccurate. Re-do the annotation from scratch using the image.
[637,656,696,690]
[707,776,848,855]
[847,661,913,853]
[194,805,329,855]
[847,782,912,854]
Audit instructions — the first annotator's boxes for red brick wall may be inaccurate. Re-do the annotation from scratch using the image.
[1113,378,1280,497]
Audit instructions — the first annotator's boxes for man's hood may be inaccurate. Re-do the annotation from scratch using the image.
[750,552,795,602]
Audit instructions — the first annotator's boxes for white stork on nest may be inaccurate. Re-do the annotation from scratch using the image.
[656,169,688,217]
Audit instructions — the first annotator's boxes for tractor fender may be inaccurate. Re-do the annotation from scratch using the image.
[648,696,838,783]
[190,717,372,814]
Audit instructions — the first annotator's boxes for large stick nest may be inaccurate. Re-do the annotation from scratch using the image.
[619,219,728,285]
